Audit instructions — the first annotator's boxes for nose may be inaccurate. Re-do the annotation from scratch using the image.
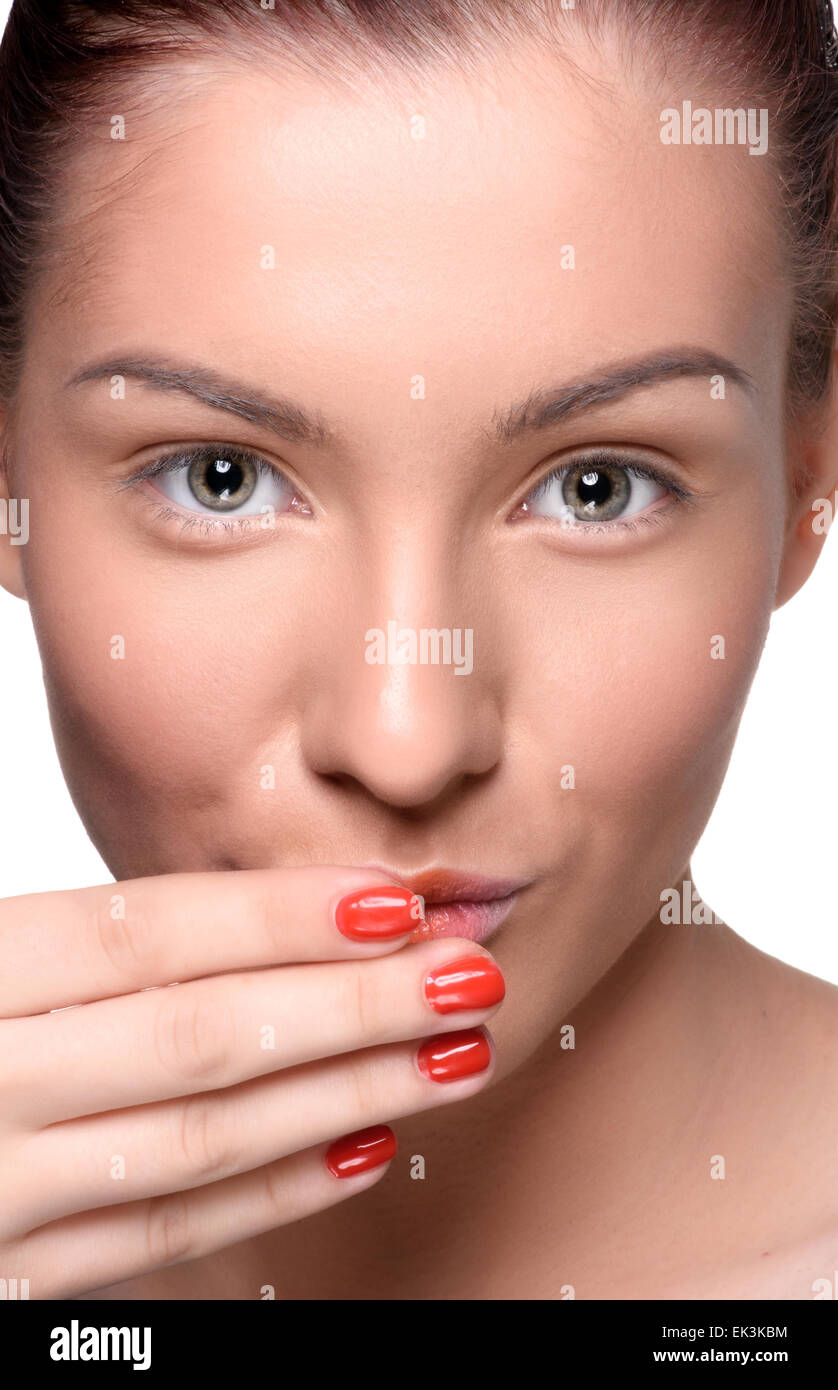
[303,652,501,808]
[300,578,503,811]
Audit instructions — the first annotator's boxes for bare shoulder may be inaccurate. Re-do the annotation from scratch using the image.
[702,936,838,1299]
[636,932,838,1302]
[755,941,838,1095]
[671,1218,838,1301]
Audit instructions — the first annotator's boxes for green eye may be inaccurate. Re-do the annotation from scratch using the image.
[560,461,633,522]
[147,446,301,518]
[524,455,670,526]
[187,453,258,511]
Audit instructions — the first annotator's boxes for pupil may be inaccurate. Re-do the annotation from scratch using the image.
[206,457,243,500]
[577,469,611,507]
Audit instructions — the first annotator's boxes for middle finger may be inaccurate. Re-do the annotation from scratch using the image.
[9,941,505,1126]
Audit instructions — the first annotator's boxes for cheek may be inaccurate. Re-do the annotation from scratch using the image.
[509,518,778,843]
[20,498,316,800]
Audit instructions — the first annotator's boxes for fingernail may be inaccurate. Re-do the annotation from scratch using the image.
[334,885,424,940]
[325,1125,397,1178]
[416,1028,492,1083]
[424,954,505,1014]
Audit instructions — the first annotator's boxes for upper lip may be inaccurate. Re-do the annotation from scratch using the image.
[361,864,530,905]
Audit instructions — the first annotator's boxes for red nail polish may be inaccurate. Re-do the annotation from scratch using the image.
[416,1028,492,1083]
[325,1125,397,1178]
[334,885,424,940]
[424,954,505,1014]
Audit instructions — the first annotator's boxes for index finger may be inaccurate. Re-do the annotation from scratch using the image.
[0,867,424,1016]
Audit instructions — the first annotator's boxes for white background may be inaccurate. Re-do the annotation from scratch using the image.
[0,0,836,983]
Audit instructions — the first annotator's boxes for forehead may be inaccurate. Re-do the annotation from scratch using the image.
[33,41,789,422]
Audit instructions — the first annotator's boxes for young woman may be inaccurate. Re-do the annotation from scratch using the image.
[0,0,836,1301]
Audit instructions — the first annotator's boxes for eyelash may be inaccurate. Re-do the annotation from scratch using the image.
[119,443,697,541]
[141,502,266,537]
[118,445,298,535]
[519,450,697,534]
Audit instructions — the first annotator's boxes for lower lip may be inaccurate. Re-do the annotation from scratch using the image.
[410,892,520,944]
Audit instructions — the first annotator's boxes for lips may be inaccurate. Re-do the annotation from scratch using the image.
[361,866,528,944]
[411,894,521,943]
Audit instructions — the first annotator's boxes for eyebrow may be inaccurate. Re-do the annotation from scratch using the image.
[66,346,756,448]
[65,354,332,447]
[491,348,756,442]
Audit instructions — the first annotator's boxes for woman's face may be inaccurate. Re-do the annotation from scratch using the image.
[0,39,812,1069]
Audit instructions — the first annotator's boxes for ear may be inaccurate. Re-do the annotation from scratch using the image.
[774,356,838,610]
[0,410,28,600]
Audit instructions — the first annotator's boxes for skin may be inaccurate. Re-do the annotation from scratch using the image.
[1,30,837,1298]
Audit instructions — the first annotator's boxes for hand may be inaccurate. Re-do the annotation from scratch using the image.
[0,866,503,1298]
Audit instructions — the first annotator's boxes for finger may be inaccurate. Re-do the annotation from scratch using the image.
[12,940,504,1125]
[20,1126,398,1300]
[0,866,424,1016]
[14,1026,495,1231]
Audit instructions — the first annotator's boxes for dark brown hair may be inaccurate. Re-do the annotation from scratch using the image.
[0,0,837,423]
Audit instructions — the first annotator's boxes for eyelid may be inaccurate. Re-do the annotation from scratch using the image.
[137,499,274,538]
[523,448,695,507]
[113,441,315,542]
[115,442,289,490]
[507,446,703,544]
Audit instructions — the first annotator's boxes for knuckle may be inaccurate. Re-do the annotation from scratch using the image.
[176,1093,241,1184]
[1,1131,57,1239]
[90,891,157,981]
[343,964,382,1041]
[152,987,236,1087]
[143,1191,194,1269]
[344,1052,382,1124]
[257,878,288,963]
[259,1160,288,1223]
